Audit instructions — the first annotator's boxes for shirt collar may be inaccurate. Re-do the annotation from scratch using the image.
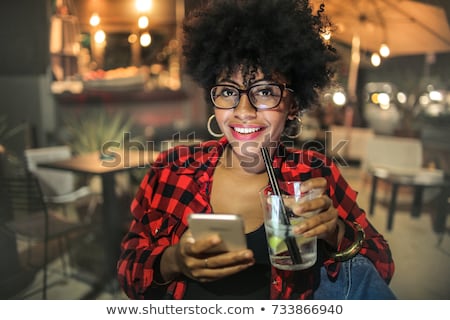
[171,137,288,175]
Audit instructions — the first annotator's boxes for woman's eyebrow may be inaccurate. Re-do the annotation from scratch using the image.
[216,79,240,86]
[217,78,273,86]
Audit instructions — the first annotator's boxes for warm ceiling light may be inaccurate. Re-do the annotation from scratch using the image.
[128,33,138,44]
[89,13,100,27]
[138,16,149,29]
[94,29,106,44]
[140,32,152,47]
[378,93,391,110]
[429,90,443,101]
[332,91,346,106]
[370,93,379,104]
[397,92,407,104]
[136,0,152,12]
[371,53,381,67]
[378,93,390,105]
[379,43,390,57]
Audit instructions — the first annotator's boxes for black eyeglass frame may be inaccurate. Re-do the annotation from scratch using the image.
[209,83,294,110]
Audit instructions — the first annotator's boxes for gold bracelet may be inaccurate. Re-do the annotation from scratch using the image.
[152,252,173,286]
[153,278,173,286]
[327,222,365,262]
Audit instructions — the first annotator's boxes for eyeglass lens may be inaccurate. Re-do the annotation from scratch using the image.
[211,84,283,109]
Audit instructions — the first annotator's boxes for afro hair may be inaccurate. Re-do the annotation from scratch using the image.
[182,0,338,111]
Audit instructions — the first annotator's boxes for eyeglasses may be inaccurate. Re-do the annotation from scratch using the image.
[210,83,293,110]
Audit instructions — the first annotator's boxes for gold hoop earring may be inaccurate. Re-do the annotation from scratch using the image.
[284,116,303,139]
[207,114,224,138]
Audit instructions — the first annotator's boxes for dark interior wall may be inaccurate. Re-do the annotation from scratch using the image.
[0,0,54,155]
[0,0,50,75]
[0,73,55,153]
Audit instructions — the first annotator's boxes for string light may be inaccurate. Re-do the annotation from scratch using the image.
[140,32,152,47]
[379,43,390,57]
[138,16,149,29]
[128,33,138,44]
[94,29,106,44]
[89,13,100,27]
[332,91,346,106]
[371,52,381,67]
[136,0,152,12]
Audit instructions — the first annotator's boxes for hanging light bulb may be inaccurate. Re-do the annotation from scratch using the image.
[89,13,100,27]
[332,91,346,106]
[136,0,152,12]
[379,43,390,58]
[128,33,138,44]
[138,16,149,29]
[94,29,106,44]
[140,32,152,47]
[371,52,381,67]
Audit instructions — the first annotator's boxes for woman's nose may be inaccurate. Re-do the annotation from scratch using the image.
[233,94,257,119]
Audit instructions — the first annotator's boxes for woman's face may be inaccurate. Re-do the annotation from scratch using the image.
[214,68,298,172]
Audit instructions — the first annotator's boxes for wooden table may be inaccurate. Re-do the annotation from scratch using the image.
[38,149,159,296]
[368,168,450,243]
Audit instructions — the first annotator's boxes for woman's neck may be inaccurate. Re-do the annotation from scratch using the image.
[220,145,267,175]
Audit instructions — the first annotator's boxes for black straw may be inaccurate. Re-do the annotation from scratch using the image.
[261,147,302,264]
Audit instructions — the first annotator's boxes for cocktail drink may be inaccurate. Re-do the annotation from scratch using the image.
[260,182,320,271]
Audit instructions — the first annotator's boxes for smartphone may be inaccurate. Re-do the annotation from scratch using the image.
[188,213,247,253]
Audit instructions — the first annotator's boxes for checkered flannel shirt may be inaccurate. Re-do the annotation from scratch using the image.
[117,137,394,299]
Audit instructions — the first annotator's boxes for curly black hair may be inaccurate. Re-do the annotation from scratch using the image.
[182,0,338,111]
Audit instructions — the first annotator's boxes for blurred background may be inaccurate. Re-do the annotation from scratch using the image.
[0,0,449,300]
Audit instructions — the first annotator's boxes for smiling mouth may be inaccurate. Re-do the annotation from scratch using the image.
[232,127,263,134]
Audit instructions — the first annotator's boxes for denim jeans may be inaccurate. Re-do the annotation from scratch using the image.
[313,254,397,300]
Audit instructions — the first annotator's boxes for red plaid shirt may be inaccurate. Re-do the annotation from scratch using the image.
[117,138,394,299]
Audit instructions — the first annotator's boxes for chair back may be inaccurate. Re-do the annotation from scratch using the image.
[328,125,375,163]
[364,135,423,176]
[24,146,75,196]
[0,172,47,227]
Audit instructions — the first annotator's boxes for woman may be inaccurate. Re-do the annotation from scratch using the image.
[117,0,395,299]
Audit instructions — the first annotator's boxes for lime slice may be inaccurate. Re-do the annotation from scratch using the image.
[268,232,311,255]
[268,236,283,250]
[268,219,308,254]
[268,236,288,254]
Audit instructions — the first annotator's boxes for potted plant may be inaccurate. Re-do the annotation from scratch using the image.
[58,109,138,155]
[58,108,145,196]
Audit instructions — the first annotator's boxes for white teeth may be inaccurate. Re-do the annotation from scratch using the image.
[233,127,261,134]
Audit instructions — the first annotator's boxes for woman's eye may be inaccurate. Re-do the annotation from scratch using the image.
[255,87,275,97]
[222,88,236,97]
[258,88,273,96]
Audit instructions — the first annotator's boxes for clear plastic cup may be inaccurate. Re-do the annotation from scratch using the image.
[259,181,321,271]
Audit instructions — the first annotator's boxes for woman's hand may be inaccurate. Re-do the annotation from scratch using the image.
[290,177,343,248]
[161,230,255,283]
